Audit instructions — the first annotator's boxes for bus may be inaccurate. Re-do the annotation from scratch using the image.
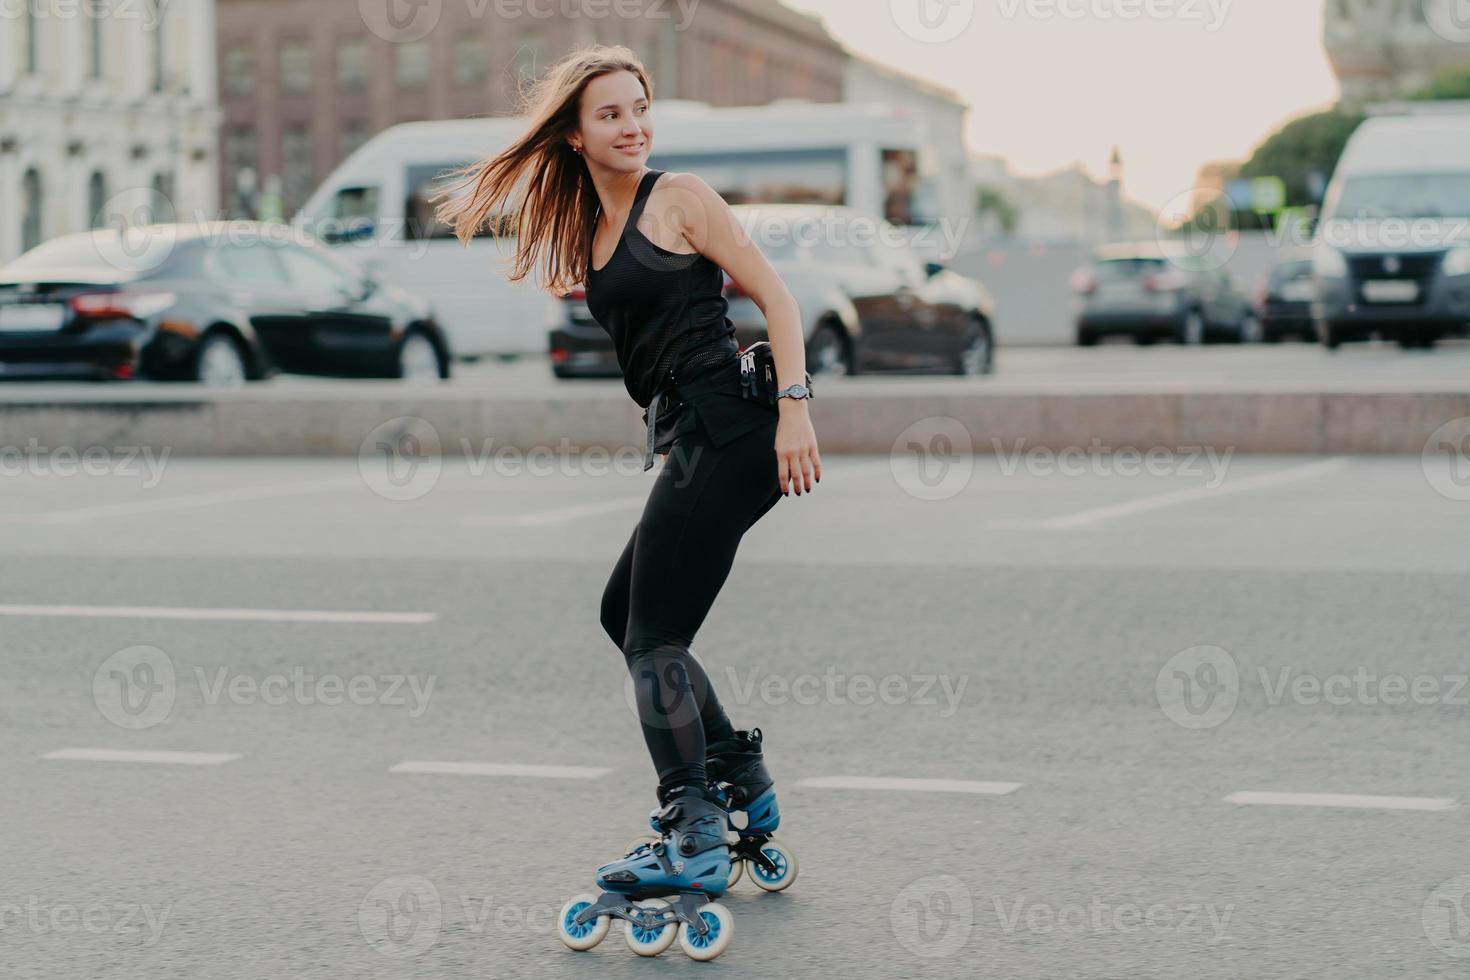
[293,100,945,359]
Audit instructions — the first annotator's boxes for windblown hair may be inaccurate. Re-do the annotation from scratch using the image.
[432,44,653,297]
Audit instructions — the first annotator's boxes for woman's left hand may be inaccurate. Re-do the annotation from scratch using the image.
[775,405,820,496]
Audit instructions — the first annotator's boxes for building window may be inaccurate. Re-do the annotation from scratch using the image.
[282,125,314,216]
[280,39,312,94]
[338,119,371,162]
[89,7,104,79]
[224,126,258,216]
[223,45,255,96]
[148,0,165,91]
[395,41,429,89]
[88,172,108,228]
[23,0,38,74]
[151,173,177,223]
[512,33,545,84]
[453,37,488,86]
[22,169,43,252]
[338,37,370,91]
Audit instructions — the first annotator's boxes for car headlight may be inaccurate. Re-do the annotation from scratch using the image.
[1312,244,1348,279]
[1442,246,1470,277]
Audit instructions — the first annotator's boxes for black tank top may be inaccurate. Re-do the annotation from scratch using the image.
[584,168,775,469]
[584,168,741,408]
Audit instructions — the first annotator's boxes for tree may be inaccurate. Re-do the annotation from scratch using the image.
[1237,109,1365,210]
[1408,65,1470,101]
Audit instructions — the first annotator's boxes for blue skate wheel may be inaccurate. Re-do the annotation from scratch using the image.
[749,840,797,892]
[678,902,734,961]
[623,898,677,956]
[557,893,610,950]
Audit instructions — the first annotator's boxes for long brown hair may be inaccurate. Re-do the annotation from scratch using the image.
[432,44,652,297]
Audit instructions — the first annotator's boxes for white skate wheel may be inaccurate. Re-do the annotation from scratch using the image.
[726,856,745,889]
[749,839,797,892]
[623,897,677,956]
[678,901,734,961]
[557,892,610,951]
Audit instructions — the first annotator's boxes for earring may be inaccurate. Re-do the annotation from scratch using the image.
[571,144,582,154]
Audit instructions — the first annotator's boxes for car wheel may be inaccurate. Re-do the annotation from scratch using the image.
[1076,329,1097,347]
[953,319,993,375]
[1178,311,1205,346]
[806,322,850,378]
[1236,313,1263,344]
[194,331,249,386]
[398,330,446,381]
[1320,322,1342,350]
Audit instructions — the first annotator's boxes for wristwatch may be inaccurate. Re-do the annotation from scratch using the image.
[776,383,812,401]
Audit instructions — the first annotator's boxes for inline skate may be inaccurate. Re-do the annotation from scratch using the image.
[558,782,735,961]
[626,728,798,892]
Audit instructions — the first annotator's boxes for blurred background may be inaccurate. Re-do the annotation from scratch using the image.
[6,4,1470,978]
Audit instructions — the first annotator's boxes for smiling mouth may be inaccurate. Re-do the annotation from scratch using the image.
[616,142,644,150]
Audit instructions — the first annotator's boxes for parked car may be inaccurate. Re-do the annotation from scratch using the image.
[0,222,451,383]
[1312,103,1470,349]
[1256,258,1316,342]
[1071,242,1260,345]
[550,204,996,379]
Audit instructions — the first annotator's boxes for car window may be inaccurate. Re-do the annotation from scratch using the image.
[1095,258,1166,280]
[213,243,290,286]
[278,245,356,293]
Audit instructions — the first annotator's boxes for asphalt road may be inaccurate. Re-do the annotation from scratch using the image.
[3,451,1470,978]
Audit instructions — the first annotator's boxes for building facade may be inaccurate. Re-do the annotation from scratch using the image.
[215,0,846,218]
[1325,0,1470,105]
[0,0,221,264]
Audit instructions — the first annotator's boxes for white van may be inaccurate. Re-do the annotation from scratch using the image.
[293,100,946,360]
[1312,101,1470,348]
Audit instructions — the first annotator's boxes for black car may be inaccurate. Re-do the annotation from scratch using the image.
[1256,259,1315,342]
[0,222,452,383]
[550,204,996,379]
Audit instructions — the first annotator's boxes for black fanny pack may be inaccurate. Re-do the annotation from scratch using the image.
[738,341,813,406]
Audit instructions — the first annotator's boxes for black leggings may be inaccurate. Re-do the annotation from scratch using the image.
[600,415,783,793]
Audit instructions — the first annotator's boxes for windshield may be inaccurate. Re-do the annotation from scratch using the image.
[1327,173,1470,221]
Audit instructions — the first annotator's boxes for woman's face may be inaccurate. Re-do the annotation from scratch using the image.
[573,69,652,172]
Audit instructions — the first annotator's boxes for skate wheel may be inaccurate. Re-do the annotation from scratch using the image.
[749,839,797,892]
[726,856,745,889]
[678,901,733,961]
[624,833,660,856]
[623,898,677,956]
[557,892,610,951]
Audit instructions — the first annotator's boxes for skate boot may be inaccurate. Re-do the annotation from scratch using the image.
[557,783,735,961]
[705,728,797,892]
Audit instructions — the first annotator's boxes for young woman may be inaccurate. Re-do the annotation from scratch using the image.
[435,46,818,953]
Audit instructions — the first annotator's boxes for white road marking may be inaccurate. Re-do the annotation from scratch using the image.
[0,477,361,525]
[0,604,435,624]
[795,776,1022,795]
[389,761,613,779]
[464,495,648,527]
[1224,791,1458,812]
[43,748,241,765]
[991,457,1350,531]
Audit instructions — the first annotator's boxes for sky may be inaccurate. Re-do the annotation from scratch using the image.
[780,0,1342,213]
